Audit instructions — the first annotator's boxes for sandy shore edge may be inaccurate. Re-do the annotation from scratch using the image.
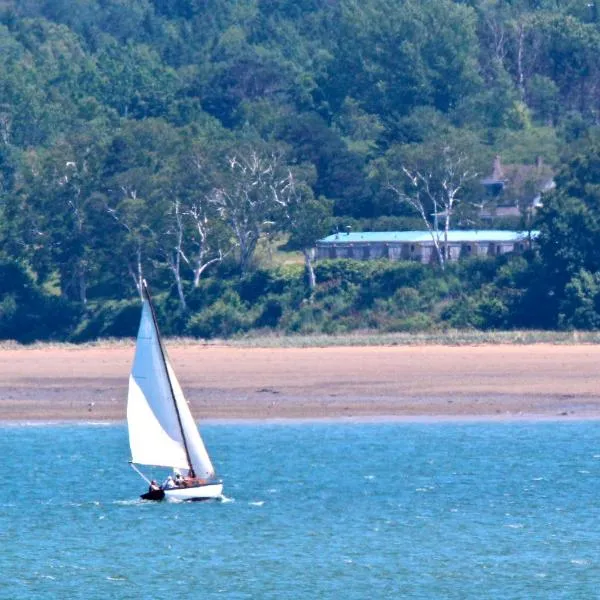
[1,343,599,422]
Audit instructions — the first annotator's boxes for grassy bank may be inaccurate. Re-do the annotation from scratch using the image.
[2,330,600,350]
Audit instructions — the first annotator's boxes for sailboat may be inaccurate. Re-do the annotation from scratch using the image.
[127,280,223,501]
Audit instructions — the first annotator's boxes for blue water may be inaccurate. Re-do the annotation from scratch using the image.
[1,421,600,599]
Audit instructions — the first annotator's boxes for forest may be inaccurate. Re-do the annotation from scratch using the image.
[2,0,600,342]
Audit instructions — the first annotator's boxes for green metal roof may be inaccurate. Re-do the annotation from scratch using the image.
[318,230,538,244]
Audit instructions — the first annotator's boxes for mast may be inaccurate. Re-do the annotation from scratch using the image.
[141,280,195,476]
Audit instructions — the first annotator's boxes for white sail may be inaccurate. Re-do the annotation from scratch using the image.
[127,290,215,478]
[166,358,215,478]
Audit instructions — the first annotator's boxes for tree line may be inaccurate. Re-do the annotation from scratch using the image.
[2,0,600,340]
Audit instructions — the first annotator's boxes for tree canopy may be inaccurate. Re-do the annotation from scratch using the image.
[2,0,600,338]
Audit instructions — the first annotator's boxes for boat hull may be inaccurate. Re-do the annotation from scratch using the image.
[141,481,223,502]
[141,488,165,501]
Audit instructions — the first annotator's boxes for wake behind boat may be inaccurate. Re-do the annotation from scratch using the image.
[127,280,223,502]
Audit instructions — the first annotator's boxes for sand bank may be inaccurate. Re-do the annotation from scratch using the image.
[0,343,599,421]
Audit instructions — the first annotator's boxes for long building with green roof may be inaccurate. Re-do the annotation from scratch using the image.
[316,230,538,263]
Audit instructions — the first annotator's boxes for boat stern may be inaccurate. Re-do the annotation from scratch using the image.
[164,481,223,502]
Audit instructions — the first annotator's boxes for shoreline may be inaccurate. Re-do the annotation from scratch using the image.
[1,343,599,422]
[2,413,600,427]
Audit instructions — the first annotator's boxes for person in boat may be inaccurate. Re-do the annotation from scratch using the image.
[148,480,160,492]
[164,475,176,489]
[182,471,197,487]
[174,473,183,487]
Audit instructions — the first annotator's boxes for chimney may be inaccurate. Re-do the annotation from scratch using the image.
[492,155,504,181]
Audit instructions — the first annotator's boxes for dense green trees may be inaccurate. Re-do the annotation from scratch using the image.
[535,142,600,327]
[3,0,600,339]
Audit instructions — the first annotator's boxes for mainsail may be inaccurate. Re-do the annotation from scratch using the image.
[127,283,215,479]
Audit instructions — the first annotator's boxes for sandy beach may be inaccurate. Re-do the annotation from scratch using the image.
[0,343,599,421]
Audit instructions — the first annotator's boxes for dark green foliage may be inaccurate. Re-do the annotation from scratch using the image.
[0,257,80,342]
[237,269,275,304]
[185,291,254,339]
[3,1,600,339]
[534,142,600,327]
[71,299,140,342]
[559,269,600,330]
[255,297,284,328]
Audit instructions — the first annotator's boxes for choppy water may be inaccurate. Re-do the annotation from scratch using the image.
[1,421,600,599]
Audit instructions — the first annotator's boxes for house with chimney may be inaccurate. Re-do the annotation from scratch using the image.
[479,155,554,224]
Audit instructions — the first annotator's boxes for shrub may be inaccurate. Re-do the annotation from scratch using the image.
[186,291,255,338]
[392,287,422,317]
[0,258,80,342]
[254,297,284,328]
[237,269,274,303]
[371,261,429,295]
[476,295,510,329]
[315,259,376,287]
[281,304,324,334]
[440,296,482,329]
[70,299,140,341]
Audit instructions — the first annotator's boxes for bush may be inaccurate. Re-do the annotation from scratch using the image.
[370,261,429,295]
[185,279,230,312]
[281,304,325,334]
[476,295,510,329]
[237,269,275,303]
[254,297,284,328]
[186,291,255,338]
[440,295,482,329]
[392,287,422,317]
[315,259,377,287]
[70,299,140,341]
[0,258,80,342]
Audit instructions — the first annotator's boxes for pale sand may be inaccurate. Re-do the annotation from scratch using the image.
[0,343,599,421]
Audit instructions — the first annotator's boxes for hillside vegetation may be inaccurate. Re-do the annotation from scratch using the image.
[2,0,600,341]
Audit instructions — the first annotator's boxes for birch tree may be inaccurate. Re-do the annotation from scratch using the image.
[102,119,183,301]
[105,184,153,299]
[184,197,232,287]
[181,148,234,287]
[19,141,103,304]
[279,177,332,293]
[155,195,188,311]
[387,138,480,269]
[210,149,293,274]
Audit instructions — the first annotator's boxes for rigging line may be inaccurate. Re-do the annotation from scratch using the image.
[142,279,195,477]
[129,461,152,485]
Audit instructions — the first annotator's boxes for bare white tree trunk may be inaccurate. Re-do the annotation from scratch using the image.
[482,9,507,64]
[390,169,445,268]
[160,199,187,312]
[211,150,291,275]
[0,112,11,145]
[78,265,87,305]
[106,189,146,300]
[192,250,228,287]
[389,148,476,269]
[303,248,317,292]
[61,162,89,304]
[127,246,144,301]
[516,22,526,101]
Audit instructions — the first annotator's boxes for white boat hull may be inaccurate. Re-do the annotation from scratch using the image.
[163,482,223,502]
